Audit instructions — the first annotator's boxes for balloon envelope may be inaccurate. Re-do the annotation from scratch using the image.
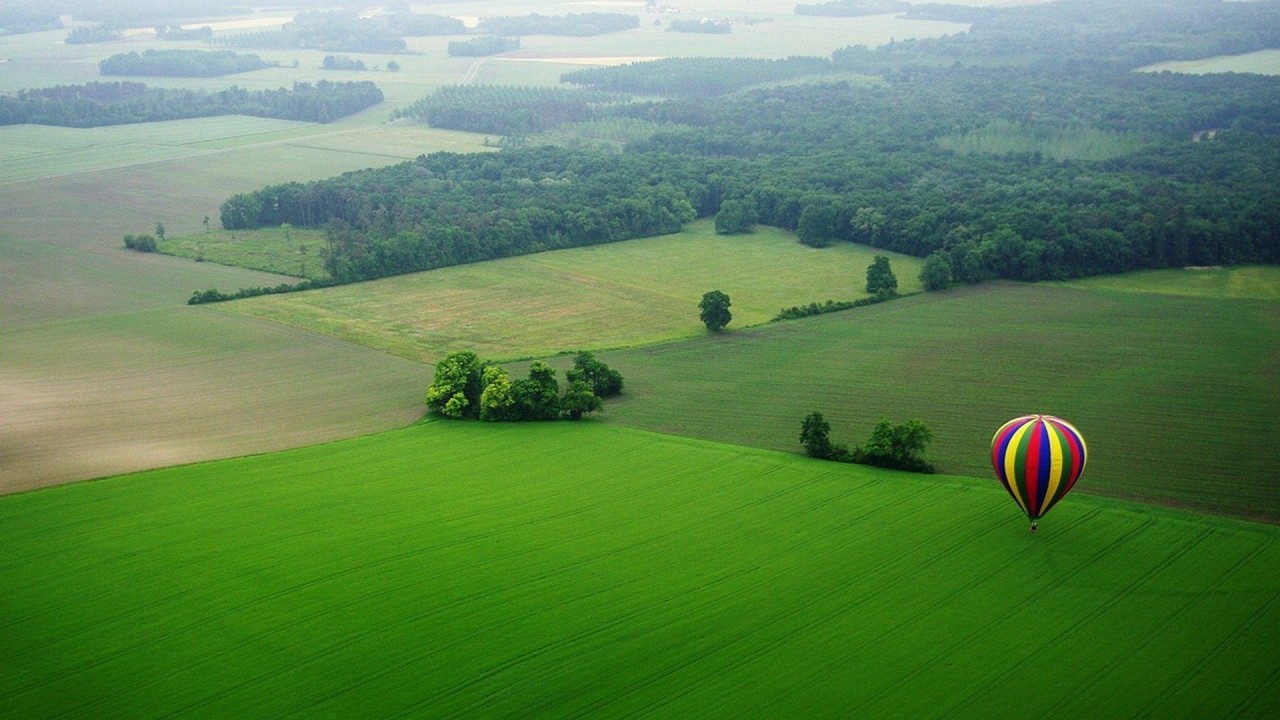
[991,415,1087,521]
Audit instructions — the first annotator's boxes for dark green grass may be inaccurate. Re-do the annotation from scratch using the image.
[593,282,1280,521]
[1,421,1277,718]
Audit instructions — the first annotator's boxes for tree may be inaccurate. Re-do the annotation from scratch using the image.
[561,380,602,420]
[154,222,166,241]
[865,255,897,296]
[479,365,516,421]
[511,361,561,420]
[386,60,401,72]
[857,418,934,473]
[715,197,758,234]
[699,290,732,331]
[797,203,840,247]
[567,351,623,397]
[426,350,484,418]
[799,411,833,459]
[919,252,952,291]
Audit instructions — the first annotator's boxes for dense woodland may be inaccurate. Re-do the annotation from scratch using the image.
[99,49,271,77]
[212,0,1279,294]
[0,81,383,127]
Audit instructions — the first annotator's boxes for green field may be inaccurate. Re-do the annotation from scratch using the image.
[2,421,1277,718]
[220,220,923,362]
[1063,265,1280,301]
[590,281,1280,521]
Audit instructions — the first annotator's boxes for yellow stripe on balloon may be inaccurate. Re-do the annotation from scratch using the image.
[1044,423,1065,508]
[1003,421,1032,515]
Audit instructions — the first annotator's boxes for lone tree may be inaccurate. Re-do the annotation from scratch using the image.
[699,290,732,331]
[799,411,833,459]
[865,255,898,296]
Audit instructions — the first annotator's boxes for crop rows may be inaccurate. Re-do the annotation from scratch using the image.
[1,422,1276,718]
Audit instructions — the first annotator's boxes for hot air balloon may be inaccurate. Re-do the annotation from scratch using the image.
[991,415,1087,533]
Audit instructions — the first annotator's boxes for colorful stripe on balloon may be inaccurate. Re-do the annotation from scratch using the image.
[990,415,1087,520]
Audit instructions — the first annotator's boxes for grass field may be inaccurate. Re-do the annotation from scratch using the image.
[1138,49,1280,76]
[160,226,332,280]
[2,421,1277,718]
[589,281,1280,521]
[218,220,923,362]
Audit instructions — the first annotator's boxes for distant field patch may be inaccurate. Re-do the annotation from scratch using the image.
[0,308,424,494]
[220,220,923,362]
[1,421,1278,718]
[596,282,1280,520]
[1062,265,1280,301]
[1138,49,1280,76]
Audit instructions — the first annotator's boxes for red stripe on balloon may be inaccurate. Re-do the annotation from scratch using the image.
[1025,418,1044,516]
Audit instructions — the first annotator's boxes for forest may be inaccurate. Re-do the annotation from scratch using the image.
[0,80,383,127]
[213,0,1280,295]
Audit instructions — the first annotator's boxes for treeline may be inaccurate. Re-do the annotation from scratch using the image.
[447,36,520,57]
[795,0,908,17]
[476,13,639,37]
[65,25,118,44]
[392,85,625,136]
[219,147,705,282]
[100,49,271,77]
[667,20,731,34]
[562,57,835,96]
[0,7,61,35]
[0,80,383,127]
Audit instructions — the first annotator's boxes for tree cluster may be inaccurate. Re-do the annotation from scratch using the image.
[322,55,366,71]
[0,80,383,128]
[212,10,406,53]
[800,412,934,473]
[476,13,639,37]
[447,36,520,57]
[100,50,270,77]
[123,234,157,252]
[426,351,622,422]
